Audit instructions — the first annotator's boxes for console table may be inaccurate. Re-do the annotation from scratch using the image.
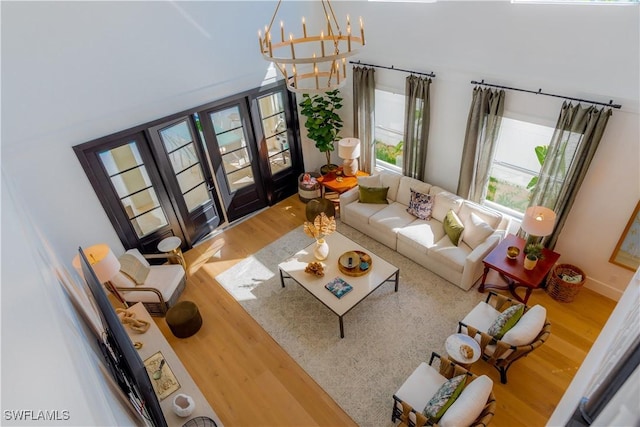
[478,234,560,304]
[125,303,222,427]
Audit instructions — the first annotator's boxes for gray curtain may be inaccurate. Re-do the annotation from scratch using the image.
[529,102,612,249]
[403,75,432,180]
[457,87,505,203]
[352,66,376,174]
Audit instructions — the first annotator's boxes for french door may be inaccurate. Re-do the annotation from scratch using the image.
[148,116,222,246]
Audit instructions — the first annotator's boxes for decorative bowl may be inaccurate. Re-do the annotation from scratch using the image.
[339,251,360,269]
[506,246,520,260]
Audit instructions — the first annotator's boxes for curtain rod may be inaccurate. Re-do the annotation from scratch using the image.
[350,60,436,78]
[471,79,621,109]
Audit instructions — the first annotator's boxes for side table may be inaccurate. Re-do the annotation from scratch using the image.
[445,333,481,369]
[317,168,369,216]
[478,234,560,304]
[157,236,186,271]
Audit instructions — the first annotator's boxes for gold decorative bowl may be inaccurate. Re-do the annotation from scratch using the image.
[506,246,520,260]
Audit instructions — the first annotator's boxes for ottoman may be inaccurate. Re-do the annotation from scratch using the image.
[166,301,202,338]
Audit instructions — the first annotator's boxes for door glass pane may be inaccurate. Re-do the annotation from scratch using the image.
[258,92,292,176]
[210,108,254,191]
[158,120,212,212]
[176,164,206,194]
[99,142,170,238]
[183,183,210,211]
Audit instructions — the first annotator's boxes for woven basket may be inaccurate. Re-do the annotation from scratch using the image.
[546,264,586,303]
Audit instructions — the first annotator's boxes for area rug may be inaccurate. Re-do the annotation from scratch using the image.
[215,223,485,427]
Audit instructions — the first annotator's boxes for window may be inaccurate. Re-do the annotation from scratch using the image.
[374,89,405,173]
[257,92,292,175]
[485,117,555,215]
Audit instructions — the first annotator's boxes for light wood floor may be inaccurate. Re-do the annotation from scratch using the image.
[154,194,617,427]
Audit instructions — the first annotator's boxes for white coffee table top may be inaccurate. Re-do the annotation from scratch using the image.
[278,231,399,317]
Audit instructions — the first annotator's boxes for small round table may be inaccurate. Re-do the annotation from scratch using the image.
[157,236,186,270]
[445,333,481,369]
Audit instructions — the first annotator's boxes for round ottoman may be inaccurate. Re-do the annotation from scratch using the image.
[166,301,202,338]
[305,198,336,222]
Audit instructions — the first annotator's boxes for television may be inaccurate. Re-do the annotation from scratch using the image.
[78,247,167,427]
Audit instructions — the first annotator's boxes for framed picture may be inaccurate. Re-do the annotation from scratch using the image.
[609,201,640,272]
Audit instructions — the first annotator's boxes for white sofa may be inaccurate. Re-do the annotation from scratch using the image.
[339,172,510,290]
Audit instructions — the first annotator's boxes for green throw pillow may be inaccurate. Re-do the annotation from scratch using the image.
[488,304,525,339]
[443,210,464,245]
[358,185,389,204]
[424,374,467,422]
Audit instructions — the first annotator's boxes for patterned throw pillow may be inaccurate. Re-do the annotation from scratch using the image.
[488,304,525,339]
[443,210,464,246]
[407,188,434,220]
[424,374,467,422]
[118,253,150,286]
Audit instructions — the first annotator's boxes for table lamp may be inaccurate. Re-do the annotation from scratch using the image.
[338,138,361,176]
[520,206,556,248]
[72,244,125,305]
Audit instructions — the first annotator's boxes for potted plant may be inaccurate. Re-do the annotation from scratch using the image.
[298,89,343,174]
[524,243,544,270]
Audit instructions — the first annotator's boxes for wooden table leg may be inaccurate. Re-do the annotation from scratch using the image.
[478,266,490,293]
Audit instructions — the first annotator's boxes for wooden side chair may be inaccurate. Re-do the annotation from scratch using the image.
[458,291,551,384]
[392,352,496,427]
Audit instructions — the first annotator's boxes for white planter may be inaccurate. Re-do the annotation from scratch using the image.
[172,393,196,418]
[314,238,330,260]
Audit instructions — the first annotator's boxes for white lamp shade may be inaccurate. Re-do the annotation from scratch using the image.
[338,138,361,160]
[521,206,556,237]
[72,244,121,283]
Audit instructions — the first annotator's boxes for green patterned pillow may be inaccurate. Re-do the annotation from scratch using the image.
[443,210,464,246]
[358,185,389,204]
[488,304,525,339]
[424,374,466,422]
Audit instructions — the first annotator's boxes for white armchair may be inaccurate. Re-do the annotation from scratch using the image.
[110,249,186,316]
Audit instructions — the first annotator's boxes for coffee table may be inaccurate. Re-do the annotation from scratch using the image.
[278,231,399,338]
[478,234,560,304]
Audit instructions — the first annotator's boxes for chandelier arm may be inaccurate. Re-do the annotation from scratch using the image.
[266,0,283,35]
[324,0,343,36]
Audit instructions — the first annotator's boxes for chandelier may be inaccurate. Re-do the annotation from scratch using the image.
[258,0,365,94]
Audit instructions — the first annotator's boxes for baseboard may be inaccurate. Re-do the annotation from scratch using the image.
[584,278,623,302]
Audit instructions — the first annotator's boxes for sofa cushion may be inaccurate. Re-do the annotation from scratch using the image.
[487,303,525,339]
[458,201,502,230]
[501,304,547,347]
[397,219,446,253]
[407,189,434,220]
[424,374,466,422]
[397,176,432,206]
[343,200,389,225]
[380,173,402,202]
[357,174,381,188]
[443,210,465,246]
[359,185,389,204]
[462,212,495,249]
[431,190,464,223]
[439,375,493,427]
[428,236,472,273]
[369,202,417,234]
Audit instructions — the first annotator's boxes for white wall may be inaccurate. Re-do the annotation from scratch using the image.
[1,2,638,294]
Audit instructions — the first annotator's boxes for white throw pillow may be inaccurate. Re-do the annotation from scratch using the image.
[439,375,493,427]
[463,212,495,249]
[501,304,547,347]
[357,174,381,188]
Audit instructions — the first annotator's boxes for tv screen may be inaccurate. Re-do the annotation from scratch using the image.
[78,247,167,427]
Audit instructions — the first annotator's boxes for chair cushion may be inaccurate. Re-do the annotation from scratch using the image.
[407,188,434,220]
[424,374,466,422]
[395,362,447,413]
[443,210,464,246]
[501,304,547,346]
[487,303,525,339]
[118,253,150,285]
[119,264,185,303]
[359,186,389,204]
[462,212,495,249]
[461,301,502,333]
[439,375,493,427]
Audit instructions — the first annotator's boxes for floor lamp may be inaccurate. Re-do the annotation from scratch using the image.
[73,244,125,306]
[338,138,361,176]
[521,206,556,249]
